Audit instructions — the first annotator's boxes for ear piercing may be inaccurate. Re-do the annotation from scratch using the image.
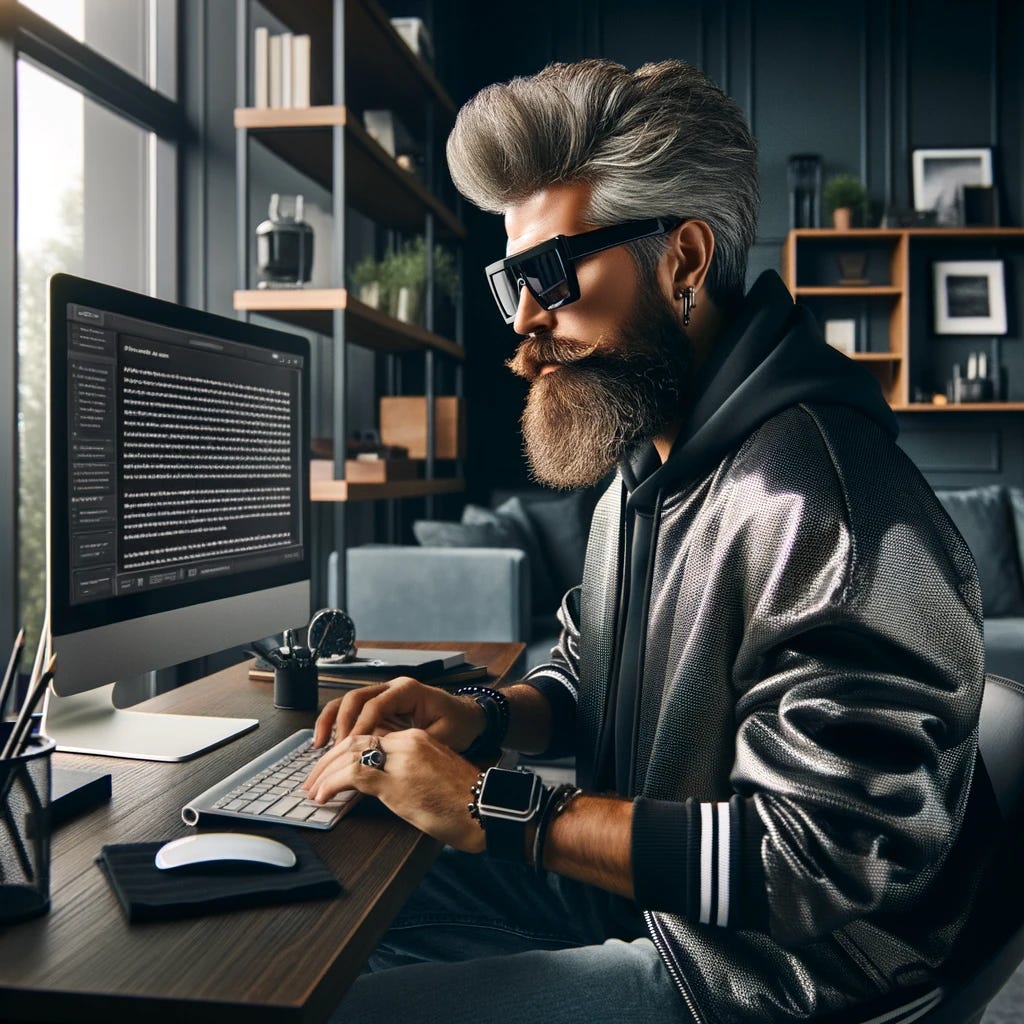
[675,285,696,327]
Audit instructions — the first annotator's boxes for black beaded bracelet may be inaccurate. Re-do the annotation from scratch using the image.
[455,686,511,758]
[531,783,582,876]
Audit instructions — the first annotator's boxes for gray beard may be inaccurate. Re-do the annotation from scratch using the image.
[510,291,693,489]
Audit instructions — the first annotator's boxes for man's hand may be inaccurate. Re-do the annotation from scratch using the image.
[312,676,486,752]
[301,729,486,853]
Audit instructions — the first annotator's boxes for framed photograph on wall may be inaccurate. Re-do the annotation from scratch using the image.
[912,148,993,226]
[933,260,1007,335]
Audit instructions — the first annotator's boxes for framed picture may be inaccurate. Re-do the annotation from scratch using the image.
[932,260,1007,335]
[912,148,993,226]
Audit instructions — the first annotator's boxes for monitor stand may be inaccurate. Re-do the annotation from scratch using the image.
[41,683,258,762]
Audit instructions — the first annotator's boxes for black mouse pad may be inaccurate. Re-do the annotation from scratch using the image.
[96,832,341,923]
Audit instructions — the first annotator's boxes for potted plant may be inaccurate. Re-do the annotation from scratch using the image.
[377,238,459,324]
[351,254,382,308]
[823,174,869,230]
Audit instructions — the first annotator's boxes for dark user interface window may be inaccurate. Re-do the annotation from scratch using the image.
[66,303,304,605]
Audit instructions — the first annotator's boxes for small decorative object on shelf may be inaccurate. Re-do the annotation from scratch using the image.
[390,16,434,64]
[835,250,868,285]
[949,352,994,403]
[823,174,869,230]
[912,148,993,227]
[256,194,314,289]
[962,185,1000,227]
[787,154,822,228]
[933,260,1007,335]
[824,319,857,355]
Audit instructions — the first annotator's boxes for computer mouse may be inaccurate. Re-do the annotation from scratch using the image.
[155,832,297,871]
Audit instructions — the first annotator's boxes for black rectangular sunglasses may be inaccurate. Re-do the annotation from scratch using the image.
[484,216,682,325]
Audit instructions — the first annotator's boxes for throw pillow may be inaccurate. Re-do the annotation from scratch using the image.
[464,499,560,614]
[411,519,514,549]
[520,491,591,599]
[936,486,1024,617]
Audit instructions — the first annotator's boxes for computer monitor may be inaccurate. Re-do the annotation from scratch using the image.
[44,274,311,761]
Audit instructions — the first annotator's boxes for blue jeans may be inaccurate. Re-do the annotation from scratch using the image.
[330,847,694,1024]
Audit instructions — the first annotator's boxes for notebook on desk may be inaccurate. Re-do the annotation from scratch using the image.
[248,648,488,688]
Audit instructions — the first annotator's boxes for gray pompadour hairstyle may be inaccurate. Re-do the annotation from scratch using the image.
[446,59,759,309]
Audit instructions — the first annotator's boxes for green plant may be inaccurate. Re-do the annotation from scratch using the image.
[350,253,381,289]
[823,174,869,215]
[376,237,459,303]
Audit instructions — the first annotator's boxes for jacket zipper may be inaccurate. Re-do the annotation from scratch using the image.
[644,911,709,1024]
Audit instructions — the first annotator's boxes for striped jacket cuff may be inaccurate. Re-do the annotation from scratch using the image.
[631,795,770,930]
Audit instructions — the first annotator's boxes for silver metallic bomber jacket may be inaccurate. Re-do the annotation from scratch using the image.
[523,272,996,1023]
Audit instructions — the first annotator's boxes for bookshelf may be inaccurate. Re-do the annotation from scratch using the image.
[782,228,1024,410]
[234,0,465,603]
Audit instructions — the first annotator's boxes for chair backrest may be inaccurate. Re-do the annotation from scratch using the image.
[917,672,1024,1022]
[822,673,1024,1024]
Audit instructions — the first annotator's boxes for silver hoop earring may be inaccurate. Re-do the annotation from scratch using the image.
[681,285,696,327]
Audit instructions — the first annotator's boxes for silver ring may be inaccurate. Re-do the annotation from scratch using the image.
[360,745,386,770]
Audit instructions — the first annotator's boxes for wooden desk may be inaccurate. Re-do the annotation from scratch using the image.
[0,641,524,1024]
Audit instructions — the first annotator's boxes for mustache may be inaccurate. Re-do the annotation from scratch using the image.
[505,334,602,382]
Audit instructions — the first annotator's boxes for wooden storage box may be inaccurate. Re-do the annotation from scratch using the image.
[379,396,465,460]
[343,457,419,483]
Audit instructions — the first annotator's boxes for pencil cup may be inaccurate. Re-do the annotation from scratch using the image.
[0,732,55,924]
[274,661,318,711]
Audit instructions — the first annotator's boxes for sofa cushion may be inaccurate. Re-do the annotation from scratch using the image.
[519,490,591,599]
[980,617,1024,682]
[936,486,1024,617]
[413,497,561,616]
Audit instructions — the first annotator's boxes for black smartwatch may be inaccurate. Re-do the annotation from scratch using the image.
[473,767,544,862]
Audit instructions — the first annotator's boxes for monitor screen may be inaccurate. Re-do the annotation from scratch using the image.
[48,274,311,700]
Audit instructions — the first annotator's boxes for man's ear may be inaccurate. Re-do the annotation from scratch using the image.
[667,219,715,295]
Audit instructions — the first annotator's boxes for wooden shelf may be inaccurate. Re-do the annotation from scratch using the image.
[257,0,455,125]
[850,352,903,361]
[795,286,902,296]
[790,228,1024,239]
[233,288,464,358]
[235,106,465,238]
[311,460,465,501]
[893,403,1024,413]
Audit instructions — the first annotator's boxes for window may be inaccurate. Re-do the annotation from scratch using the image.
[2,0,181,666]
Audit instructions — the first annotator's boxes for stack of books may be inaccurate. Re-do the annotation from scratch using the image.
[253,28,311,109]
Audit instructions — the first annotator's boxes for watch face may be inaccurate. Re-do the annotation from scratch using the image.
[480,769,537,813]
[307,607,356,660]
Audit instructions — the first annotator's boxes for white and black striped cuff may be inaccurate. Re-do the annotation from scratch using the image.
[632,794,769,930]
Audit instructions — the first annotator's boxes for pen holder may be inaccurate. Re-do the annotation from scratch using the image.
[274,660,318,711]
[0,730,55,924]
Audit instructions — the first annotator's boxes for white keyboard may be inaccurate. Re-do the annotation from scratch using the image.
[181,728,357,830]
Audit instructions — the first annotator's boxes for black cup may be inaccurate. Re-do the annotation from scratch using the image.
[274,657,318,711]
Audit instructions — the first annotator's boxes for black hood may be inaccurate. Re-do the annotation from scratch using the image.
[622,270,898,509]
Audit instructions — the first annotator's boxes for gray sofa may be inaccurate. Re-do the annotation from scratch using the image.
[330,487,601,671]
[330,483,1024,685]
[935,484,1024,682]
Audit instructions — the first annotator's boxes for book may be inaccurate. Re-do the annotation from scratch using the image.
[292,34,310,108]
[253,27,269,107]
[280,31,293,108]
[269,34,282,108]
[326,647,467,674]
[248,655,488,690]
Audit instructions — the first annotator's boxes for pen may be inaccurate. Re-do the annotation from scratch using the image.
[2,654,57,762]
[0,628,25,720]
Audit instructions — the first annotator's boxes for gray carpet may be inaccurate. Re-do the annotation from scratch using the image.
[981,963,1024,1022]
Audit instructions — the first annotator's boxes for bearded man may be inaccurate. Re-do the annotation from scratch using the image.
[310,59,995,1024]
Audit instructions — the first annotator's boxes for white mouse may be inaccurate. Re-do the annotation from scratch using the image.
[155,832,297,870]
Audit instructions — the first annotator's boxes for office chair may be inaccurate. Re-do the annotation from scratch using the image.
[916,671,1024,1023]
[820,671,1024,1024]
